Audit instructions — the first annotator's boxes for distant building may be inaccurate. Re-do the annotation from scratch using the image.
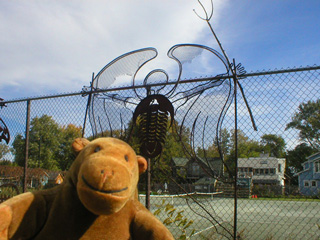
[171,157,224,183]
[295,152,320,196]
[238,155,286,187]
[169,157,223,193]
[48,171,65,185]
[0,166,64,189]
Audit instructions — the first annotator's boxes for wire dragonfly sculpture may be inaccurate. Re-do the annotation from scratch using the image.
[0,98,10,144]
[82,1,257,239]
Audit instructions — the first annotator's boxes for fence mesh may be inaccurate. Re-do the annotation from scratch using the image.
[0,66,319,239]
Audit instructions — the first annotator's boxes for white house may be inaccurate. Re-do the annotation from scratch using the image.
[238,155,286,187]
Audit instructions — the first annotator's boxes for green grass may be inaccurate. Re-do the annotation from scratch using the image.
[250,197,320,202]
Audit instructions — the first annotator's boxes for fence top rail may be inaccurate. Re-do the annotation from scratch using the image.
[139,191,224,198]
[1,65,319,105]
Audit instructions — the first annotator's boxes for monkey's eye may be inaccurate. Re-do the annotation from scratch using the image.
[94,146,101,153]
[124,155,129,162]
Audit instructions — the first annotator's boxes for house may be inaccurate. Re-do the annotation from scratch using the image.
[169,157,224,193]
[0,165,21,186]
[194,177,216,192]
[0,166,64,189]
[27,168,49,188]
[171,157,188,180]
[237,155,286,187]
[47,171,64,185]
[295,152,320,196]
[171,157,224,183]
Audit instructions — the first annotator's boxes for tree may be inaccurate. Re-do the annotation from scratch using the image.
[0,143,11,160]
[28,115,61,170]
[286,143,316,185]
[260,134,286,158]
[55,124,82,170]
[12,134,27,167]
[229,129,261,159]
[0,159,16,166]
[286,143,316,173]
[286,99,320,150]
[12,115,82,171]
[196,128,231,159]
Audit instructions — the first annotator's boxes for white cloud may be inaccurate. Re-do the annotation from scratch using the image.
[0,0,228,99]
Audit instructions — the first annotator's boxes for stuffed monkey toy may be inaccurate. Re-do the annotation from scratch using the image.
[0,137,174,240]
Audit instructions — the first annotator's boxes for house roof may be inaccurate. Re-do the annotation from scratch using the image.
[0,166,61,180]
[172,157,223,172]
[306,152,320,161]
[295,151,320,176]
[294,168,309,176]
[197,157,223,170]
[172,158,188,167]
[47,171,63,181]
[238,157,285,168]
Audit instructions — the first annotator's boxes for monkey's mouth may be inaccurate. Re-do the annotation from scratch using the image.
[82,175,128,194]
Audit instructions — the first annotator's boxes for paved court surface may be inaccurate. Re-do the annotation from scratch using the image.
[140,196,320,240]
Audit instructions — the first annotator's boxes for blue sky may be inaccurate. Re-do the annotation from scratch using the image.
[0,0,319,101]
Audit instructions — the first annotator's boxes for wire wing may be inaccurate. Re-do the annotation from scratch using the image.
[88,48,158,138]
[168,44,234,177]
[0,117,10,144]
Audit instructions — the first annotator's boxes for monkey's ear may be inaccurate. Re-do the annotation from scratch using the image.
[137,156,147,175]
[72,138,90,153]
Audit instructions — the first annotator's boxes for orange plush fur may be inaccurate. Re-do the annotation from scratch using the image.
[0,137,174,240]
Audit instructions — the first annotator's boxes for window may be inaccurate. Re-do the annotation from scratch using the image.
[192,164,200,176]
[311,181,317,187]
[270,168,275,175]
[260,169,264,175]
[278,164,282,173]
[314,161,320,173]
[265,169,269,174]
[304,181,309,187]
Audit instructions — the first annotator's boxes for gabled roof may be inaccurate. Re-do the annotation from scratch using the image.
[0,166,54,179]
[197,157,223,170]
[306,152,320,162]
[47,171,63,181]
[172,158,188,167]
[172,157,223,171]
[295,151,320,176]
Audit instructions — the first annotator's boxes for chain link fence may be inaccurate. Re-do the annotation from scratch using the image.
[0,65,319,239]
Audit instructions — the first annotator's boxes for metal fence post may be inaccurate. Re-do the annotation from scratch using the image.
[82,72,95,137]
[233,59,239,240]
[146,158,151,210]
[23,100,31,193]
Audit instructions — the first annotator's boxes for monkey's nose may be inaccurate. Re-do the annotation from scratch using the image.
[101,169,114,183]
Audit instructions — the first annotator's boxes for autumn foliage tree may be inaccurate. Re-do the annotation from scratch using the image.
[12,115,82,171]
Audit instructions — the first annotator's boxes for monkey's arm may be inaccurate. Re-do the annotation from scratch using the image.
[131,202,174,240]
[0,192,47,240]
